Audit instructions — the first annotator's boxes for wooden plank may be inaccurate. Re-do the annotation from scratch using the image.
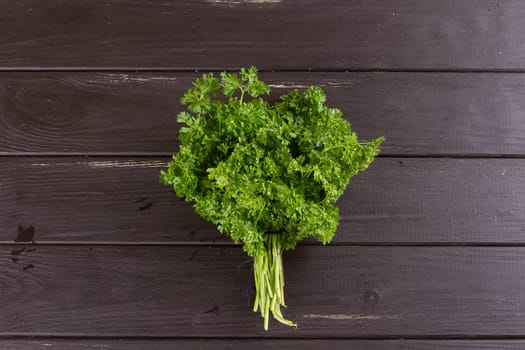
[2,339,525,350]
[1,72,525,155]
[2,157,524,244]
[1,245,525,336]
[1,1,525,70]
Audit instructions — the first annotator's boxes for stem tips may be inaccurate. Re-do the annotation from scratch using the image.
[253,234,297,330]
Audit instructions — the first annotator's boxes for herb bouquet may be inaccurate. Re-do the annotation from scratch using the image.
[161,67,383,330]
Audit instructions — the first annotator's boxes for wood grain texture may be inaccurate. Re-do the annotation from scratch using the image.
[3,0,522,345]
[2,339,525,350]
[1,245,525,336]
[1,72,525,155]
[2,157,524,244]
[1,1,525,70]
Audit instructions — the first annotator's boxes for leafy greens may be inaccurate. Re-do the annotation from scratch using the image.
[161,67,384,330]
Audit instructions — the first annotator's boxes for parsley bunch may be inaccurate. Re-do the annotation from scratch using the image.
[161,67,383,330]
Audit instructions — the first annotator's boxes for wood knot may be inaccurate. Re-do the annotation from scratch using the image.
[363,289,381,305]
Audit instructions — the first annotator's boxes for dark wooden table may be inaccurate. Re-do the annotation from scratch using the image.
[2,1,525,348]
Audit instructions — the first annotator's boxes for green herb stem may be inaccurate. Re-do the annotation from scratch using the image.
[252,234,296,330]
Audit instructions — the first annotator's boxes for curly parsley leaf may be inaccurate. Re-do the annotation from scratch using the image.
[161,66,384,330]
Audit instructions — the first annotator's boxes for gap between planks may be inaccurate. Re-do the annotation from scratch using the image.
[5,242,525,247]
[5,68,525,73]
[4,334,525,340]
[1,153,525,159]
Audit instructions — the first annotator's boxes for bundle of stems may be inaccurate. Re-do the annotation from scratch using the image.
[252,234,296,330]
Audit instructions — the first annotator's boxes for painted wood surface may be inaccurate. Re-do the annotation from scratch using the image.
[0,72,524,156]
[1,158,524,244]
[3,339,525,350]
[1,1,525,70]
[0,245,524,337]
[0,0,522,347]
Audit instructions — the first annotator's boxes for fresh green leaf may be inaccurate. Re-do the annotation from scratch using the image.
[161,66,384,330]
